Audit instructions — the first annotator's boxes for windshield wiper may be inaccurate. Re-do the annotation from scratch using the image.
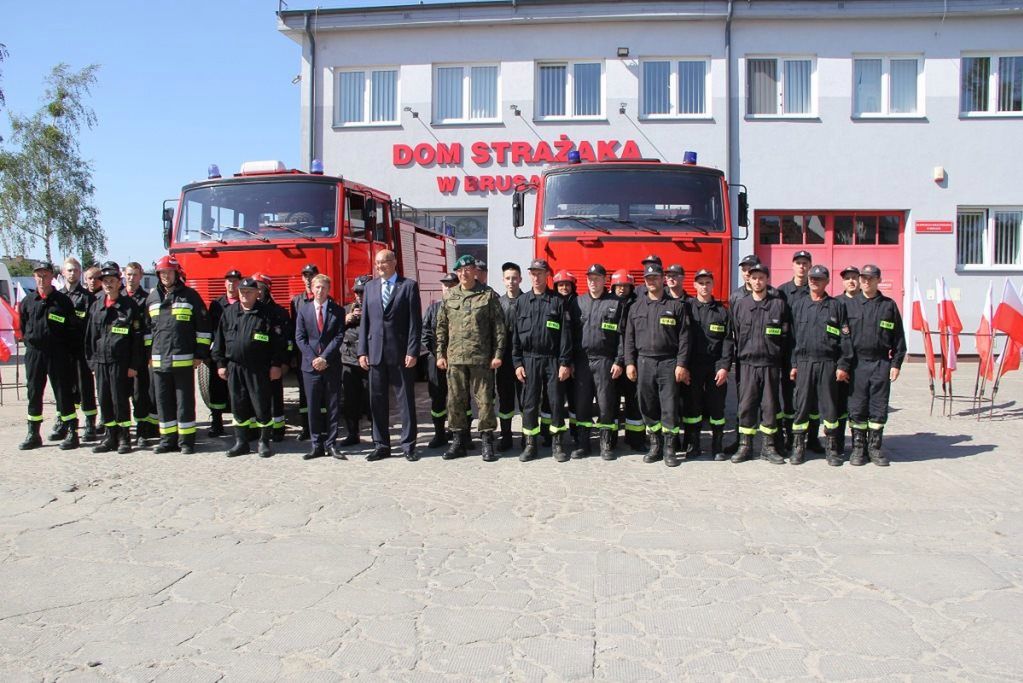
[647,217,716,234]
[196,229,226,244]
[223,225,269,242]
[261,222,318,241]
[548,215,611,234]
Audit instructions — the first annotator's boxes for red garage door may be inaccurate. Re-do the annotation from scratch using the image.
[755,211,905,310]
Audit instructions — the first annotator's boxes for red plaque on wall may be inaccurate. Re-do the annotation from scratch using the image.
[915,221,953,234]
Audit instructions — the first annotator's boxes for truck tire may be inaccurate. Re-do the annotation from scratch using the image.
[197,361,212,410]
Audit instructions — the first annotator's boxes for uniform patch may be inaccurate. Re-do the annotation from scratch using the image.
[75,311,86,318]
[546,320,561,330]
[111,326,129,335]
[253,332,269,342]
[765,326,782,336]
[601,322,619,331]
[659,317,676,326]
[826,325,840,336]
[47,313,65,324]
[879,320,895,330]
[709,323,726,333]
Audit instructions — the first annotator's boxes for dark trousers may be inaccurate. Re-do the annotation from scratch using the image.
[207,360,229,412]
[637,356,680,434]
[131,361,157,427]
[228,363,271,428]
[849,358,892,429]
[297,355,308,420]
[270,378,285,429]
[496,358,521,420]
[792,360,841,433]
[520,355,565,435]
[25,347,76,423]
[153,367,197,437]
[737,365,781,436]
[683,363,727,427]
[95,362,133,428]
[73,356,98,418]
[614,373,644,436]
[574,355,617,430]
[341,363,368,421]
[303,366,341,446]
[779,371,795,422]
[837,369,853,421]
[426,353,448,420]
[368,362,417,450]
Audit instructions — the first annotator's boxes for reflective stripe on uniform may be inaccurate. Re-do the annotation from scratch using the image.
[178,421,197,435]
[709,417,726,426]
[868,421,885,430]
[196,332,212,345]
[232,418,252,427]
[624,420,645,432]
[792,422,809,432]
[548,423,568,433]
[850,421,869,430]
[209,402,227,410]
[27,414,44,422]
[497,410,517,420]
[118,421,133,428]
[430,409,447,418]
[171,302,193,311]
[822,419,840,430]
[739,426,758,435]
[759,424,778,435]
[522,425,542,436]
[682,416,702,425]
[647,423,662,433]
[82,409,98,417]
[61,412,77,422]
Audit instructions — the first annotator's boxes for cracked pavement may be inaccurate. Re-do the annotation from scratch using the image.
[0,362,1021,680]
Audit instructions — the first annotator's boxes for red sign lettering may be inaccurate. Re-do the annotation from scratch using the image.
[915,220,953,234]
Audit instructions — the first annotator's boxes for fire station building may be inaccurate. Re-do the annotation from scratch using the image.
[278,0,1023,353]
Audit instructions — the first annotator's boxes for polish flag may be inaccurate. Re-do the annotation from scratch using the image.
[911,281,936,381]
[999,338,1022,377]
[0,297,17,361]
[993,279,1023,345]
[936,278,962,382]
[13,281,27,306]
[977,282,995,382]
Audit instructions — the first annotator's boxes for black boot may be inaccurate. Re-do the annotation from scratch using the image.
[519,434,537,462]
[207,410,225,438]
[723,433,740,455]
[850,428,868,466]
[258,427,273,458]
[59,420,80,451]
[118,426,133,454]
[273,425,286,443]
[428,417,448,448]
[609,429,619,451]
[19,421,43,451]
[569,426,591,459]
[497,418,513,452]
[599,429,615,461]
[782,418,794,453]
[711,426,725,461]
[443,430,467,460]
[774,423,789,457]
[48,416,67,441]
[226,426,250,457]
[825,434,843,466]
[642,432,663,464]
[789,432,807,465]
[135,421,149,448]
[552,432,569,462]
[760,434,785,464]
[625,428,645,451]
[180,432,196,455]
[730,433,754,463]
[836,418,847,455]
[481,431,497,462]
[83,414,98,442]
[340,418,360,446]
[540,422,552,448]
[93,425,119,454]
[154,432,179,454]
[807,420,825,454]
[867,428,889,466]
[664,433,681,468]
[685,424,703,459]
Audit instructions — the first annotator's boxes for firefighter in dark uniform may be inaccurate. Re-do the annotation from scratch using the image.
[122,261,157,446]
[213,277,289,458]
[789,265,854,466]
[835,265,862,454]
[17,263,81,451]
[569,263,628,461]
[683,269,734,461]
[553,269,578,444]
[86,262,145,454]
[846,264,906,467]
[776,250,813,455]
[290,263,318,441]
[611,269,645,450]
[253,272,292,442]
[624,263,692,467]
[730,263,790,464]
[495,261,523,451]
[205,269,241,438]
[664,263,691,453]
[422,271,459,448]
[512,259,572,462]
[58,257,99,443]
[147,255,212,454]
[340,276,371,445]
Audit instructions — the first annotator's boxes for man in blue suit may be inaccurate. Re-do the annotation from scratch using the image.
[358,249,422,461]
[295,273,347,460]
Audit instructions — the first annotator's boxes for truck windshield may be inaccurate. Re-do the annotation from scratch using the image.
[543,168,725,232]
[176,180,337,244]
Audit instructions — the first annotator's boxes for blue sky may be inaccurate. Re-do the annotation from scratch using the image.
[0,1,330,266]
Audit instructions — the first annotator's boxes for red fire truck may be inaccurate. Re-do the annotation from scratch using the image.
[512,153,748,299]
[163,160,456,313]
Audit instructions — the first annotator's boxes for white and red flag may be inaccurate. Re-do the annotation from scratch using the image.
[993,279,1023,345]
[911,281,936,381]
[936,277,962,383]
[977,281,996,382]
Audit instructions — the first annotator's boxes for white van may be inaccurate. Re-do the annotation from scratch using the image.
[0,262,12,305]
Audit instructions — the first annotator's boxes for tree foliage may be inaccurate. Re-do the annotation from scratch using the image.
[0,43,8,141]
[0,63,106,265]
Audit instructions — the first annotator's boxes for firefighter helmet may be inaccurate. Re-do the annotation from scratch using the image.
[251,272,272,286]
[610,269,634,286]
[154,255,182,273]
[553,269,575,285]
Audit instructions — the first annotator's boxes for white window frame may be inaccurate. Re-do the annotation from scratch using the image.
[851,54,925,119]
[956,206,1023,271]
[960,52,1023,117]
[745,55,818,118]
[534,60,606,121]
[639,58,712,119]
[432,63,501,125]
[332,66,400,128]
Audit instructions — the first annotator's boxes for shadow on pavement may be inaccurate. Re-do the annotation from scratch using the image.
[886,432,997,462]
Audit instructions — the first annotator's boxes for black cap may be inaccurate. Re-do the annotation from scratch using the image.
[792,250,812,262]
[224,269,242,280]
[99,261,121,279]
[748,263,770,276]
[354,274,371,292]
[33,262,56,273]
[808,264,830,279]
[528,259,550,271]
[476,260,487,272]
[739,254,759,268]
[643,263,664,277]
[238,277,259,289]
[694,268,714,280]
[500,261,520,272]
[860,264,881,278]
[440,272,458,284]
[641,254,662,265]
[840,265,860,277]
[301,263,319,276]
[586,264,607,276]
[664,264,684,276]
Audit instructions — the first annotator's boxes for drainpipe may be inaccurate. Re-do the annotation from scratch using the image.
[724,0,735,190]
[305,12,317,167]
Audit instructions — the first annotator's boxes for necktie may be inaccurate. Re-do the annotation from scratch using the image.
[316,305,324,332]
[382,279,392,309]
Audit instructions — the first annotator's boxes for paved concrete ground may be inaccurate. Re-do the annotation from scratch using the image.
[0,361,1020,681]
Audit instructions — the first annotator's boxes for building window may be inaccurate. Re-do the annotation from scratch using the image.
[433,64,499,123]
[759,213,900,246]
[853,56,922,117]
[641,59,709,117]
[430,212,489,263]
[334,68,398,126]
[961,55,1023,115]
[536,61,604,119]
[747,57,815,116]
[957,208,1023,268]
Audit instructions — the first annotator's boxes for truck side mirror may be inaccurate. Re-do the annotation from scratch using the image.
[512,191,524,229]
[162,207,174,249]
[364,197,378,235]
[737,191,749,228]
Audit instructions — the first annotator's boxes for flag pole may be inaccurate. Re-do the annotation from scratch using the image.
[989,335,1012,420]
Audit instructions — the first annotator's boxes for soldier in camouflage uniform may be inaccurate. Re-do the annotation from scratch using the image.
[435,254,507,462]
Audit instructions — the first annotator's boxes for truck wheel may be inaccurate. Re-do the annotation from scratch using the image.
[197,362,212,410]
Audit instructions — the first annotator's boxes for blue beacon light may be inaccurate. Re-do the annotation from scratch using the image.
[310,158,324,174]
[208,164,221,179]
[567,150,582,164]
[682,150,698,165]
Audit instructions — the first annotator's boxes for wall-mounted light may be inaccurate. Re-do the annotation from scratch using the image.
[291,74,301,84]
[509,104,521,116]
[933,165,946,183]
[619,102,627,115]
[403,106,419,119]
[617,47,630,58]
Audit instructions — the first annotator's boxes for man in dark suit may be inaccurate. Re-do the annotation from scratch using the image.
[295,274,347,461]
[358,249,422,461]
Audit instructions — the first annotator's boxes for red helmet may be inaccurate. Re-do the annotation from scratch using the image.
[154,255,182,273]
[251,272,272,286]
[611,269,634,286]
[553,269,575,285]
